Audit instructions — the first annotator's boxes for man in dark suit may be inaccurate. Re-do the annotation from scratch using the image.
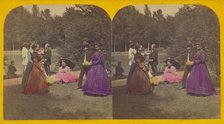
[77,41,93,89]
[149,43,158,75]
[181,41,195,89]
[43,43,52,76]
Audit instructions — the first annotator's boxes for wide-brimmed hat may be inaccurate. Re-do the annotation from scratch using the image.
[61,59,75,69]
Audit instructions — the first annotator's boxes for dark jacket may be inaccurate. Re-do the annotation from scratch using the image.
[44,48,52,65]
[149,48,158,65]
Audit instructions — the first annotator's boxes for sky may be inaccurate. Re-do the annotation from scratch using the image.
[23,4,183,17]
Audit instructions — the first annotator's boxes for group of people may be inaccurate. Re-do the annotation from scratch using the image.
[126,40,216,96]
[126,41,158,95]
[21,41,112,96]
[21,42,51,95]
[19,38,216,96]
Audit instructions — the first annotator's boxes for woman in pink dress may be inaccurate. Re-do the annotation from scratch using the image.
[162,60,181,83]
[55,60,78,83]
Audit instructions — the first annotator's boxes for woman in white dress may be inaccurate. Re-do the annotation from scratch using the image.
[22,42,29,73]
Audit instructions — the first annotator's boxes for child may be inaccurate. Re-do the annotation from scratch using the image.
[115,61,124,76]
[7,61,17,78]
[162,60,181,83]
[55,60,78,83]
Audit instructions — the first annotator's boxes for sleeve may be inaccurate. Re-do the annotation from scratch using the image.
[155,49,158,59]
[22,49,26,59]
[171,66,177,75]
[193,52,205,65]
[164,67,168,74]
[133,49,137,54]
[49,49,52,58]
[128,49,132,59]
[23,49,29,63]
[33,53,41,62]
[27,52,32,62]
[14,66,17,72]
[58,67,64,73]
[92,52,103,65]
[66,66,71,72]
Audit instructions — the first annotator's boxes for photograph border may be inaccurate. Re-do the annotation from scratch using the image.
[0,0,223,124]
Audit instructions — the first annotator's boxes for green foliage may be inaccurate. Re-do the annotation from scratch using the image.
[4,5,220,82]
[4,5,111,69]
[167,5,220,83]
[113,5,220,84]
[57,5,111,66]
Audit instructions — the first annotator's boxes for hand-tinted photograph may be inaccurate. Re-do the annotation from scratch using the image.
[3,4,220,120]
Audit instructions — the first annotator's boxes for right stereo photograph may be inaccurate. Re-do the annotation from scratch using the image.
[111,4,220,119]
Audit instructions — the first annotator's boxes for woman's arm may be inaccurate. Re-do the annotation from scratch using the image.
[193,52,205,65]
[171,66,178,75]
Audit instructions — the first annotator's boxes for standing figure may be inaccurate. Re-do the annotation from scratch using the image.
[21,43,35,88]
[128,47,151,95]
[186,43,216,96]
[23,45,49,95]
[55,60,78,83]
[149,43,158,75]
[77,41,93,89]
[38,43,47,76]
[126,41,137,91]
[181,41,195,89]
[22,42,29,73]
[82,44,112,96]
[162,60,181,83]
[43,43,52,76]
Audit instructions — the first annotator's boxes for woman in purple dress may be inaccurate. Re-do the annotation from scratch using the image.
[186,43,216,96]
[82,44,112,96]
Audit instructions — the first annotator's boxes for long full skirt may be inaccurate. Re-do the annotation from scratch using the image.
[186,64,216,96]
[55,72,77,83]
[162,73,181,83]
[21,62,33,88]
[24,65,49,95]
[128,67,151,95]
[82,64,112,96]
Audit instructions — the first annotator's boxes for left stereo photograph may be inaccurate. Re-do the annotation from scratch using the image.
[3,5,113,120]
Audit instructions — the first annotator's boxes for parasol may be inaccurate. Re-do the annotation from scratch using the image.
[62,59,75,69]
[165,58,180,69]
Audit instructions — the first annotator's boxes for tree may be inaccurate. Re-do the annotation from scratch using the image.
[57,5,111,68]
[4,6,32,50]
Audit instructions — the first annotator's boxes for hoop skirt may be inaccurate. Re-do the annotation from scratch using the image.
[24,53,49,95]
[186,50,216,96]
[128,53,151,95]
[82,51,112,96]
[55,66,78,83]
[162,66,181,83]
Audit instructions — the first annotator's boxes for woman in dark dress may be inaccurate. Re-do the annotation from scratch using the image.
[128,48,151,95]
[24,46,49,95]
